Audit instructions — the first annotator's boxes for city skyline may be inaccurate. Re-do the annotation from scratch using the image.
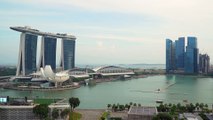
[1,0,213,65]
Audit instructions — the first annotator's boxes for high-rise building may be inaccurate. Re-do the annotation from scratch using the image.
[39,36,57,71]
[16,33,38,76]
[184,37,199,74]
[11,26,76,76]
[61,38,76,70]
[166,39,175,73]
[175,37,185,69]
[199,54,210,74]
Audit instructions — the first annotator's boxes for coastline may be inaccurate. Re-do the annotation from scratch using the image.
[1,73,212,91]
[2,85,80,91]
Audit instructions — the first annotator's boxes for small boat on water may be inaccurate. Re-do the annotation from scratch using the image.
[156,99,163,103]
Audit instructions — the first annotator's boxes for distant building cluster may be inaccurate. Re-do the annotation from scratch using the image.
[166,37,210,74]
[10,26,76,76]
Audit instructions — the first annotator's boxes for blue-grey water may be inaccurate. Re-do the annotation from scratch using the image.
[0,75,212,109]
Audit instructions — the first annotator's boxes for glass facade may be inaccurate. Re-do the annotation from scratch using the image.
[166,39,173,73]
[184,37,199,73]
[24,33,38,75]
[175,37,185,69]
[62,39,75,70]
[43,36,57,70]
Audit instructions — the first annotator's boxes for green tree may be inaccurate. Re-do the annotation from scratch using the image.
[125,104,129,109]
[199,103,204,110]
[52,108,59,120]
[107,104,111,109]
[119,105,125,111]
[186,103,195,112]
[204,104,208,108]
[195,103,200,111]
[69,97,80,111]
[33,104,49,119]
[152,113,173,120]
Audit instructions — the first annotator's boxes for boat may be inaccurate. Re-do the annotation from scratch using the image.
[156,99,163,103]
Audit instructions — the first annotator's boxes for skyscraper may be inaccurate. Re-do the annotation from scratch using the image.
[199,54,210,74]
[61,38,76,70]
[39,36,57,71]
[175,37,185,69]
[16,33,38,76]
[166,39,175,73]
[11,26,76,76]
[184,37,199,73]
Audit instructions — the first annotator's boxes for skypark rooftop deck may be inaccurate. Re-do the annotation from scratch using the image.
[10,26,76,39]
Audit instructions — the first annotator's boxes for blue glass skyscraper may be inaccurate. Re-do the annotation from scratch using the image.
[39,36,57,71]
[184,37,199,73]
[61,38,76,70]
[166,39,174,73]
[16,33,38,76]
[175,37,185,69]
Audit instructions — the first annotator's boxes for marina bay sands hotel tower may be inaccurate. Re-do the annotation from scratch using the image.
[10,26,76,76]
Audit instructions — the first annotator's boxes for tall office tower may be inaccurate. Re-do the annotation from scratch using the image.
[175,37,185,69]
[39,36,57,71]
[184,37,199,74]
[199,54,210,74]
[166,39,175,73]
[16,33,38,76]
[61,38,76,70]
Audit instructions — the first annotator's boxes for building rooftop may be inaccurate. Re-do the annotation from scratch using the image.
[10,26,76,39]
[128,106,158,116]
[179,113,203,120]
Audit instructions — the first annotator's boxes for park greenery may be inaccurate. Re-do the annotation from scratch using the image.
[100,111,109,120]
[69,112,82,120]
[106,102,212,120]
[33,104,49,119]
[69,97,80,111]
[34,98,59,105]
[157,103,211,113]
[152,113,173,120]
[156,103,211,120]
[60,108,70,119]
[51,108,59,120]
[68,97,81,120]
[32,97,81,120]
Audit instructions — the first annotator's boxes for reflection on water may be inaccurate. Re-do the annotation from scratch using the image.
[0,75,212,109]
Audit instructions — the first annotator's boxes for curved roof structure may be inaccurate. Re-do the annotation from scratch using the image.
[93,66,134,75]
[67,68,95,73]
[10,26,76,39]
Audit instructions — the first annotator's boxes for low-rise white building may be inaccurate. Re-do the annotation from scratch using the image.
[128,106,158,120]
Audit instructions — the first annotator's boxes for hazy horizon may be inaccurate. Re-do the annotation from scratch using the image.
[1,0,213,65]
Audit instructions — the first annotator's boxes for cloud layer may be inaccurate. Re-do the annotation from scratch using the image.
[0,0,213,64]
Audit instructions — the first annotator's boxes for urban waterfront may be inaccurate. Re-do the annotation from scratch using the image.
[1,75,212,109]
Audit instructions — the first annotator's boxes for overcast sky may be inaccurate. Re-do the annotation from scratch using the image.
[0,0,213,65]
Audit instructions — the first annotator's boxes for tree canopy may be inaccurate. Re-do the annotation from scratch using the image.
[69,97,80,111]
[33,104,49,119]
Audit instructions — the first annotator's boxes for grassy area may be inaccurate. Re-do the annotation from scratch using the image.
[99,112,109,120]
[69,112,82,120]
[34,98,59,105]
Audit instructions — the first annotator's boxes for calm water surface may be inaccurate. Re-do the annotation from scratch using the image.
[0,75,213,109]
